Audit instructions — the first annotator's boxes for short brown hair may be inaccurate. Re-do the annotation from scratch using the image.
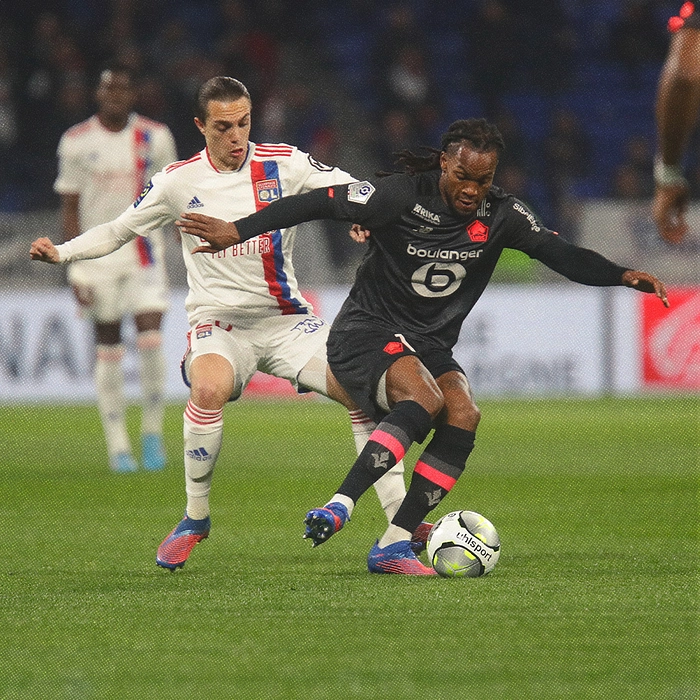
[195,76,251,122]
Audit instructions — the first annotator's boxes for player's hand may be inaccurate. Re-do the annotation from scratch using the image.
[651,182,689,244]
[349,223,371,243]
[176,212,241,253]
[621,269,670,307]
[29,237,60,263]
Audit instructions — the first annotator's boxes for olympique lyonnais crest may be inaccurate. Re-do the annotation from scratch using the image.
[255,178,281,204]
[196,323,213,339]
[467,220,489,242]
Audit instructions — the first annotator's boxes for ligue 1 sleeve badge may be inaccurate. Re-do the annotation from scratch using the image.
[467,220,489,242]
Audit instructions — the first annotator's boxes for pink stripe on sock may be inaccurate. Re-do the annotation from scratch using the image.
[350,409,374,426]
[414,460,457,491]
[185,401,222,425]
[371,429,407,462]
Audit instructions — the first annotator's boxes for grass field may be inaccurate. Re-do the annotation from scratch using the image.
[0,396,697,699]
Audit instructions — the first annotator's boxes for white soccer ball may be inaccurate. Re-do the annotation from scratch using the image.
[426,510,501,578]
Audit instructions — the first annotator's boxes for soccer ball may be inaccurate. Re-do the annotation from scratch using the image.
[426,510,501,578]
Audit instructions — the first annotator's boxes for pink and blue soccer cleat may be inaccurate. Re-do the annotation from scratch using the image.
[367,539,437,576]
[410,521,434,555]
[156,513,210,570]
[303,502,349,547]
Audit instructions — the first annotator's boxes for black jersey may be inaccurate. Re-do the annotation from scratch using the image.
[235,170,628,350]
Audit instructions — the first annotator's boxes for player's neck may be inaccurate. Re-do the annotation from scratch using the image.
[97,112,130,133]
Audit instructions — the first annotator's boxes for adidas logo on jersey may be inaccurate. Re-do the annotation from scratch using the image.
[187,196,204,209]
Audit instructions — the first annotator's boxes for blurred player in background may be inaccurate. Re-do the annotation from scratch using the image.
[55,64,177,473]
[181,118,669,576]
[653,2,700,243]
[32,76,415,570]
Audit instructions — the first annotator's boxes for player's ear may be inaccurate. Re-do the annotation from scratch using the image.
[439,151,448,173]
[194,117,205,135]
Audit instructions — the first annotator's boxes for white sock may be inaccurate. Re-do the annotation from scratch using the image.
[95,344,130,457]
[327,493,355,517]
[349,409,407,523]
[378,524,412,549]
[183,400,223,520]
[137,330,166,436]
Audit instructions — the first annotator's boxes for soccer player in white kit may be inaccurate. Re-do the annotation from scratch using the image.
[32,76,421,570]
[54,64,177,473]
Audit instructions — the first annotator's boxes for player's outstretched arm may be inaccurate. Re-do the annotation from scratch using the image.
[177,212,241,253]
[621,269,670,307]
[29,237,60,263]
[181,187,341,254]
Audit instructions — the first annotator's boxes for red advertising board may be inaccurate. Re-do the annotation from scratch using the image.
[642,287,700,389]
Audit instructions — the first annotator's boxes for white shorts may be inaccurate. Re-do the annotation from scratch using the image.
[70,264,169,323]
[181,313,330,400]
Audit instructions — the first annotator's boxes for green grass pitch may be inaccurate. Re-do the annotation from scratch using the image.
[0,396,697,699]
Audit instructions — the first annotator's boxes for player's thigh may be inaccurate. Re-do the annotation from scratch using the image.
[94,320,122,345]
[256,314,330,391]
[435,370,480,431]
[385,355,443,416]
[327,325,436,422]
[134,310,163,333]
[183,322,257,403]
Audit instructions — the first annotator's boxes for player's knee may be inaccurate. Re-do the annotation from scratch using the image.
[464,401,481,431]
[190,382,229,410]
[444,396,480,431]
[189,354,235,409]
[190,372,232,410]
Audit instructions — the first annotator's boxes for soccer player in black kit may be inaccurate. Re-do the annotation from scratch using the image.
[179,119,669,576]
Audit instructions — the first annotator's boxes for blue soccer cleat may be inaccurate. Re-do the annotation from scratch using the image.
[110,452,137,473]
[142,433,166,471]
[303,502,349,547]
[156,513,210,570]
[367,540,437,576]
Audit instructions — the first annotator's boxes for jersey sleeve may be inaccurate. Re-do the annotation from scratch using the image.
[234,174,413,242]
[56,219,138,262]
[290,147,356,192]
[502,197,628,286]
[54,133,86,195]
[113,167,175,236]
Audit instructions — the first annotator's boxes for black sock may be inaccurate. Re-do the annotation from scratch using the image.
[337,400,433,503]
[391,424,476,534]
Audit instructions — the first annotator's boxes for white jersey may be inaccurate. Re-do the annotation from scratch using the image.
[54,112,177,282]
[111,142,354,324]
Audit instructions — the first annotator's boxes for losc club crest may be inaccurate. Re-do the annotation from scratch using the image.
[467,220,489,242]
[255,179,281,205]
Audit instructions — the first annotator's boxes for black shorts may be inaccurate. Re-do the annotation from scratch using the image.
[327,321,464,423]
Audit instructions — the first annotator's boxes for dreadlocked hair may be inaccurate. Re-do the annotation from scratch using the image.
[442,118,505,156]
[380,118,505,176]
[377,147,441,177]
